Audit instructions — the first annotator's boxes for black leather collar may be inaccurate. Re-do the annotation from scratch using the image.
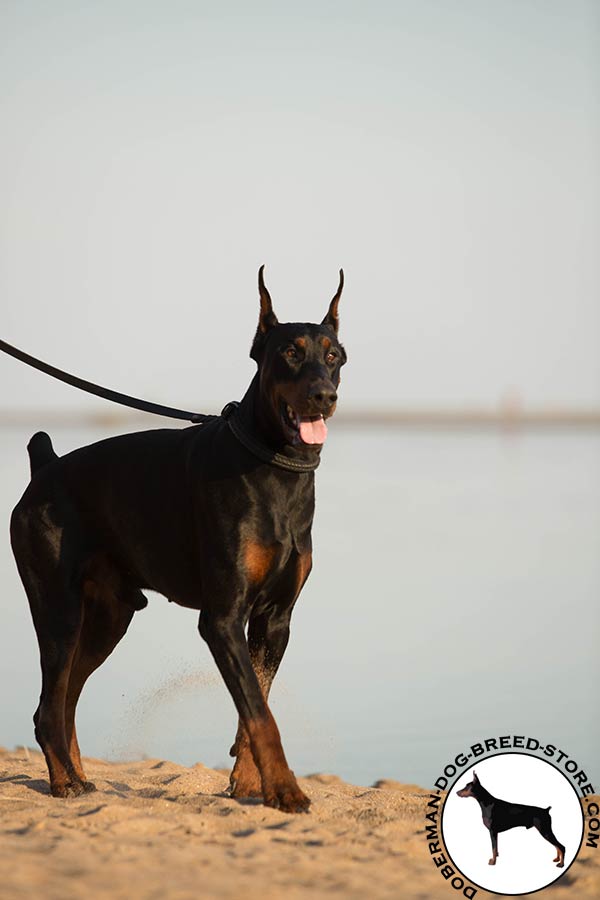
[221,402,320,473]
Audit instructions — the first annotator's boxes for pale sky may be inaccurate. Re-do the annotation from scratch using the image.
[1,1,599,414]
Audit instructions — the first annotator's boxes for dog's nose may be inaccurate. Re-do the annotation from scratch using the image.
[308,384,337,412]
[311,389,338,405]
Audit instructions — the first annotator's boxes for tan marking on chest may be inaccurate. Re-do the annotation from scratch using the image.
[244,541,278,585]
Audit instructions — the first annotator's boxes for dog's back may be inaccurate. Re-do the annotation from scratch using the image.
[492,798,553,832]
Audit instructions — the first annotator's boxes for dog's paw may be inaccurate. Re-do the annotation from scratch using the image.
[82,780,97,793]
[229,748,263,799]
[263,777,311,814]
[51,779,87,798]
[230,770,263,799]
[230,780,263,800]
[488,858,496,866]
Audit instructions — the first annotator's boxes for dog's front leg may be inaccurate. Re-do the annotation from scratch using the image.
[228,605,295,799]
[229,553,312,800]
[199,610,310,813]
[489,830,498,865]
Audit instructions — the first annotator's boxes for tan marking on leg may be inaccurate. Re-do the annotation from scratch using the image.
[230,665,270,798]
[230,732,263,798]
[37,649,85,798]
[68,727,86,782]
[245,708,310,812]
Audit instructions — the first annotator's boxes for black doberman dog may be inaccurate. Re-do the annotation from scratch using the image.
[456,771,566,867]
[10,267,347,813]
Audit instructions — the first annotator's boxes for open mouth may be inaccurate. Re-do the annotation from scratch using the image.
[281,402,328,445]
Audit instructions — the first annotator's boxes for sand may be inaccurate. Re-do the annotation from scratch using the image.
[0,747,598,900]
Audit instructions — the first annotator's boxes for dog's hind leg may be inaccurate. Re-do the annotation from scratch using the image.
[535,816,565,867]
[11,503,88,797]
[64,556,140,788]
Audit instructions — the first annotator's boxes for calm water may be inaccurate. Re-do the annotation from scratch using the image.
[1,423,599,788]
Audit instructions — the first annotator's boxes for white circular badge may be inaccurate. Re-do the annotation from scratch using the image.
[441,753,584,895]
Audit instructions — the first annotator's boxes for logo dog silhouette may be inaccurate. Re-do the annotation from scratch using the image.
[456,771,565,867]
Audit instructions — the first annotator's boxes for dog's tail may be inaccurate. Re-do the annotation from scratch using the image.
[27,431,58,477]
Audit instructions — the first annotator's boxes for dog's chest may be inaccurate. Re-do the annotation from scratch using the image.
[481,803,494,830]
[256,484,314,549]
[234,474,314,595]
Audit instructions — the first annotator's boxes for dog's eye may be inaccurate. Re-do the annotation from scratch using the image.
[325,351,338,364]
[285,347,298,360]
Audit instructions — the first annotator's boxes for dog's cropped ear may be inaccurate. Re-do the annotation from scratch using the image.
[251,265,279,362]
[472,771,479,782]
[321,269,344,334]
[257,265,278,334]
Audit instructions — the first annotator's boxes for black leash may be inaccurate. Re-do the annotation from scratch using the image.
[0,338,319,472]
[0,338,210,423]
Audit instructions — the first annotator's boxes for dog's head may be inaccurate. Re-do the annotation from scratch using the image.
[456,771,480,798]
[250,266,347,447]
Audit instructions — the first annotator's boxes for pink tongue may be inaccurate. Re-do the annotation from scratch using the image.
[299,416,328,445]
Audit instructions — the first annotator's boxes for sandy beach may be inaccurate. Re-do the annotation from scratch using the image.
[0,747,597,900]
